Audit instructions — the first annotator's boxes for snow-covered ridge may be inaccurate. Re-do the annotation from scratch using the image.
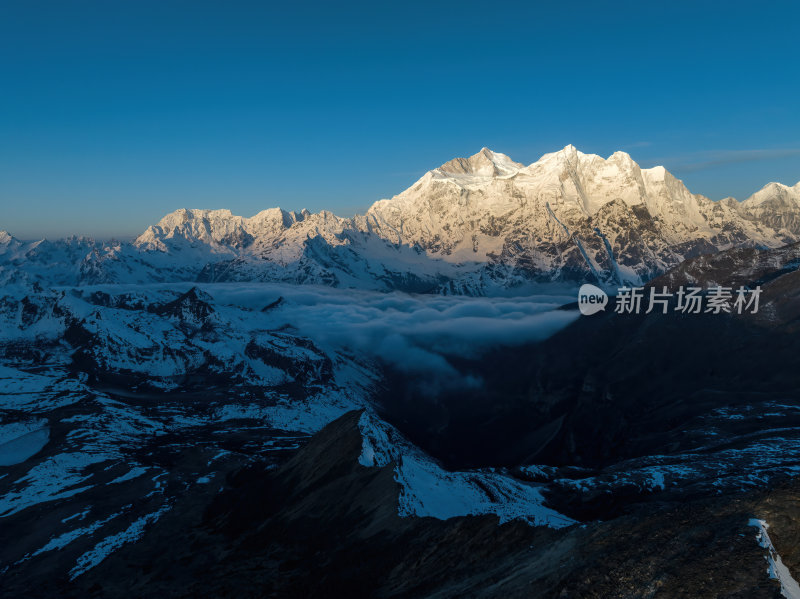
[3,145,800,292]
[749,518,800,599]
[435,147,524,179]
[357,411,574,527]
[135,207,310,252]
[131,145,800,289]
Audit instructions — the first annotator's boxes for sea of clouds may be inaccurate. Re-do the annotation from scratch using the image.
[205,283,580,383]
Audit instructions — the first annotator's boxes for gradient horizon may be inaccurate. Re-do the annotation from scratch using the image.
[2,0,799,239]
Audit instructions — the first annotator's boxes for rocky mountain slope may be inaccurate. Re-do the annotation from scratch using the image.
[3,146,800,293]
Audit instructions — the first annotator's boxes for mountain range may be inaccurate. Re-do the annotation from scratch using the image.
[3,145,800,292]
[4,146,800,596]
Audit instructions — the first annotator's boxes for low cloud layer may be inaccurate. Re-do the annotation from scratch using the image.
[208,284,579,389]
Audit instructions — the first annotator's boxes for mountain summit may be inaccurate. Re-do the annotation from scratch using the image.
[437,147,524,177]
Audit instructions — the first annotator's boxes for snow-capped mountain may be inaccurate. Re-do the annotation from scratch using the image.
[362,146,799,289]
[2,146,800,293]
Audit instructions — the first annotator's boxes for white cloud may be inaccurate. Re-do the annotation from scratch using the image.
[205,283,579,387]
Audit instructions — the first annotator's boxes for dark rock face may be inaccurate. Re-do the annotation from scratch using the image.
[377,305,799,471]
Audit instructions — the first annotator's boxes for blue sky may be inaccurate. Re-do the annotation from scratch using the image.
[1,0,799,239]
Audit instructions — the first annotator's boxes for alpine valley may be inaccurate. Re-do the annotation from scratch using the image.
[3,147,800,598]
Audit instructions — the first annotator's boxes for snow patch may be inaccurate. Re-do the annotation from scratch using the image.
[69,504,171,579]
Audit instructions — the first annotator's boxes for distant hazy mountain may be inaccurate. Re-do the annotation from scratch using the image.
[3,146,800,292]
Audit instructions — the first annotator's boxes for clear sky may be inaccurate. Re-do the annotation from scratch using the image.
[1,0,799,239]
